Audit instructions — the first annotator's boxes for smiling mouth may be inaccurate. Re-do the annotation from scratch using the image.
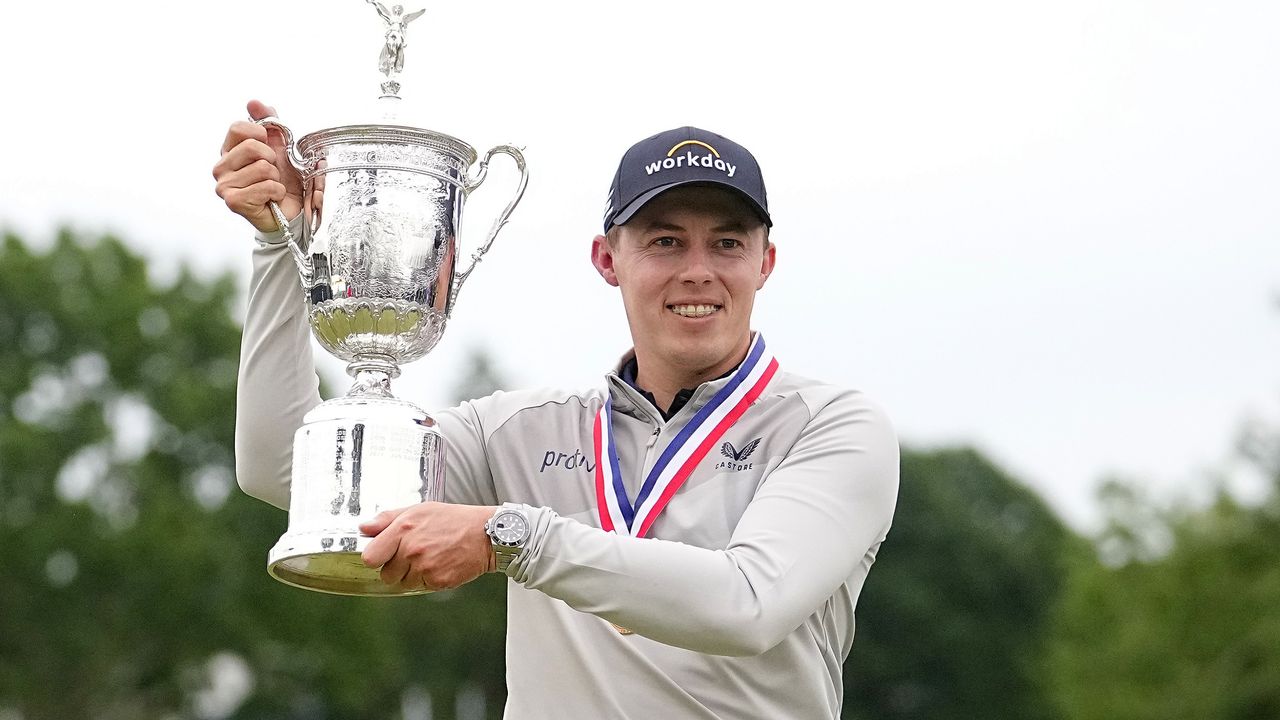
[668,304,722,318]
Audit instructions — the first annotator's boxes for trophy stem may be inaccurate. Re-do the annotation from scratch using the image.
[377,93,403,122]
[346,354,401,398]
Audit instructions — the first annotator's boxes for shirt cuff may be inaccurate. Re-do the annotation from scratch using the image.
[506,503,556,581]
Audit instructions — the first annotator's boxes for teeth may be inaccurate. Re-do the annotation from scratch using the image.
[670,304,719,318]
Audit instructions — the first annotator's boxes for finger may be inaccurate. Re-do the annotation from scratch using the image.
[214,157,282,191]
[246,99,278,122]
[220,183,287,217]
[214,138,276,177]
[362,528,402,569]
[379,552,411,586]
[220,120,269,156]
[309,161,325,213]
[414,566,445,589]
[360,507,414,568]
[215,156,286,211]
[359,506,408,536]
[244,99,294,167]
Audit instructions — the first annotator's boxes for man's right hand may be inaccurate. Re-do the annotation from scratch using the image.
[213,99,305,233]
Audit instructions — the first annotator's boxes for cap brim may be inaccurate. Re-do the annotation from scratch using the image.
[609,180,772,229]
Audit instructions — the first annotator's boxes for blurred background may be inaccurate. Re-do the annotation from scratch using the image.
[1,1,1277,718]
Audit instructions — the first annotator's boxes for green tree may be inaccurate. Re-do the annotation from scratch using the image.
[1047,453,1280,718]
[844,447,1075,720]
[0,230,509,719]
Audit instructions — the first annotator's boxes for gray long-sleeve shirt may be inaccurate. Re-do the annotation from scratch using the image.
[236,220,900,718]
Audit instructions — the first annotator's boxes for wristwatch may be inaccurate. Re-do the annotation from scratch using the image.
[485,503,531,572]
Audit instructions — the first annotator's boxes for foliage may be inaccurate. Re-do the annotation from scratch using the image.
[844,447,1074,720]
[0,231,507,719]
[1047,468,1280,719]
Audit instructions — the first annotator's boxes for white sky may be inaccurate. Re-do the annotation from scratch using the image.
[1,0,1277,530]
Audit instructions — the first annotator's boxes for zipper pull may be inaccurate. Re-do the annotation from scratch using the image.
[646,426,660,449]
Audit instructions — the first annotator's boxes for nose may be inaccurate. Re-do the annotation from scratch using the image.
[678,244,714,284]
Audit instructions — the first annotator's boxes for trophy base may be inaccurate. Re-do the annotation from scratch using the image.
[269,392,445,597]
[269,532,431,597]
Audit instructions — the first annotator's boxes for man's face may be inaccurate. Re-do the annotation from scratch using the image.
[591,185,776,376]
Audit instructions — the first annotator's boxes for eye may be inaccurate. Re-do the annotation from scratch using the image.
[717,238,743,249]
[652,236,678,247]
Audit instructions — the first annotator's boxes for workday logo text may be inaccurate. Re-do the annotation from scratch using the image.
[646,140,737,178]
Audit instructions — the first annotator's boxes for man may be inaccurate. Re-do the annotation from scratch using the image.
[215,100,899,718]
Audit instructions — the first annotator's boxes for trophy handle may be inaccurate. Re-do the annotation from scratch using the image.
[253,116,314,288]
[452,145,529,307]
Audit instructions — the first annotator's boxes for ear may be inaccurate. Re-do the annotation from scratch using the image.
[757,240,777,290]
[591,234,620,287]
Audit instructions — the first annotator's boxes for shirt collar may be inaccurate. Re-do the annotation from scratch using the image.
[604,333,758,423]
[618,355,707,421]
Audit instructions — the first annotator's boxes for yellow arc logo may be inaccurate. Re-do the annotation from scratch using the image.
[667,140,720,158]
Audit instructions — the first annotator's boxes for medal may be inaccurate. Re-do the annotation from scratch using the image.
[593,334,777,638]
[594,333,778,539]
[592,335,778,638]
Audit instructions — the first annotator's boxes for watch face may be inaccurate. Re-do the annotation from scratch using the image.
[493,511,528,544]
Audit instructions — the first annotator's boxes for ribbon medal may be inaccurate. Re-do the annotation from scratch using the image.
[593,333,779,539]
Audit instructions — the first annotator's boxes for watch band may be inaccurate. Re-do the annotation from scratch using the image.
[493,543,521,573]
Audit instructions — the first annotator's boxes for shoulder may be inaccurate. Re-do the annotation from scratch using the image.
[762,373,899,504]
[757,371,901,461]
[437,385,604,436]
[770,369,893,422]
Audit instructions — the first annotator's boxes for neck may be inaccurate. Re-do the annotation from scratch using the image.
[632,334,753,414]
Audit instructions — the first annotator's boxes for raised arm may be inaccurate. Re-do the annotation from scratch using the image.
[214,101,319,510]
[233,215,321,510]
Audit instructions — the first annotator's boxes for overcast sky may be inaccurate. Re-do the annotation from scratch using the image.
[2,0,1277,530]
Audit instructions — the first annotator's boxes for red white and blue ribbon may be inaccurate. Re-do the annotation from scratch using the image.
[593,333,779,538]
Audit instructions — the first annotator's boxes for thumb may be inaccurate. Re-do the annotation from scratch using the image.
[245,99,303,204]
[246,99,289,156]
[359,507,407,536]
[246,98,277,122]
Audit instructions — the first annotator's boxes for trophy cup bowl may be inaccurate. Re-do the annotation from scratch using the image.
[258,119,527,596]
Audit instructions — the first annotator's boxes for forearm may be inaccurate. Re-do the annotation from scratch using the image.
[510,512,863,656]
[510,395,900,656]
[234,216,322,510]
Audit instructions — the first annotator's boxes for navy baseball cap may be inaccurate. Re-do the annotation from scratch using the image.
[603,126,771,233]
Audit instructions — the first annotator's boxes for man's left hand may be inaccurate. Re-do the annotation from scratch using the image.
[359,502,497,591]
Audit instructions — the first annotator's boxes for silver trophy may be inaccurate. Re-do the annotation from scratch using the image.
[257,2,528,596]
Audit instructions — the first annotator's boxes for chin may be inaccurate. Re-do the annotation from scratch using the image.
[665,334,733,371]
